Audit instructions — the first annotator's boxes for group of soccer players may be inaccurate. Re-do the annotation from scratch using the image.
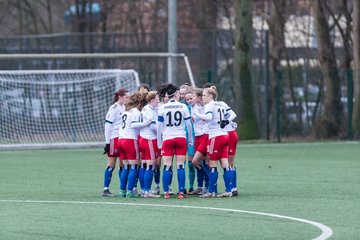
[102,82,238,198]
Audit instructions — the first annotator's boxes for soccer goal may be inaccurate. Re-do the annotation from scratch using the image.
[0,52,196,149]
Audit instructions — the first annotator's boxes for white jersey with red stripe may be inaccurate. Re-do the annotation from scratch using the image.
[139,104,158,140]
[104,103,124,143]
[192,103,205,136]
[118,107,141,140]
[204,100,228,139]
[157,99,193,142]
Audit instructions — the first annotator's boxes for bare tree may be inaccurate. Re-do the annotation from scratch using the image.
[267,0,289,138]
[353,0,360,138]
[233,0,259,139]
[188,0,218,86]
[313,0,342,138]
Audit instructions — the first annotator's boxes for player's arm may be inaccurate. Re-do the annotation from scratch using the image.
[184,107,194,146]
[222,101,236,122]
[131,110,151,128]
[156,108,164,148]
[149,111,157,132]
[193,104,212,121]
[104,110,114,154]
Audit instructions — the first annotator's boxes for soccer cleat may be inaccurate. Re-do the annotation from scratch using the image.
[118,190,126,197]
[164,192,170,199]
[217,192,233,197]
[232,190,239,196]
[144,192,161,198]
[177,192,187,199]
[199,192,215,198]
[126,190,138,198]
[188,187,203,195]
[151,186,161,195]
[102,189,114,197]
[198,188,208,195]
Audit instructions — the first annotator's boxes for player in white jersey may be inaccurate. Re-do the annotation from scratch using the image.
[102,88,129,197]
[118,91,144,198]
[136,91,161,198]
[218,100,239,196]
[185,89,206,194]
[157,84,194,199]
[193,87,233,197]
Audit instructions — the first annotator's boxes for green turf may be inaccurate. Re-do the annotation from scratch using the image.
[0,142,359,239]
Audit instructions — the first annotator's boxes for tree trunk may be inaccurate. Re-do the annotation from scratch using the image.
[191,0,217,86]
[353,0,360,138]
[313,0,342,138]
[234,0,259,139]
[267,0,286,139]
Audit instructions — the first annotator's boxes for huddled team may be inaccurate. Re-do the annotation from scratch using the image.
[102,82,238,198]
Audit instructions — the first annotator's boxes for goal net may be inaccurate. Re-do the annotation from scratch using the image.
[0,52,195,149]
[0,69,139,149]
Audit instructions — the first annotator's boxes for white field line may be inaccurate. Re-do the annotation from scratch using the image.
[0,199,333,240]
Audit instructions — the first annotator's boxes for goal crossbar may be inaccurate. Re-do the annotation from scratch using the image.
[0,52,196,87]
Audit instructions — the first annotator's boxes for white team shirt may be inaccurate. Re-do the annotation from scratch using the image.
[139,104,158,140]
[104,103,124,143]
[157,99,193,145]
[192,103,205,136]
[118,107,142,140]
[218,101,237,131]
[202,100,228,139]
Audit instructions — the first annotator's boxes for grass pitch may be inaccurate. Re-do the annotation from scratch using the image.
[0,141,359,239]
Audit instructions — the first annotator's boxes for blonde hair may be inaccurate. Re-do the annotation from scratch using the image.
[204,87,218,100]
[126,92,146,111]
[146,91,157,103]
[194,88,203,98]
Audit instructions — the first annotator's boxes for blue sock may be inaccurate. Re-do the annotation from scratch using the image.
[139,163,146,191]
[188,161,195,190]
[104,166,114,189]
[144,165,154,191]
[154,166,160,185]
[120,165,129,191]
[208,167,218,193]
[118,167,122,184]
[177,164,186,193]
[202,160,210,188]
[232,167,237,189]
[162,165,172,193]
[223,167,233,192]
[195,166,204,188]
[133,165,140,189]
[127,164,138,191]
[169,167,173,186]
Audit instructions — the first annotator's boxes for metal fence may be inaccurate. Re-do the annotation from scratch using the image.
[0,30,352,140]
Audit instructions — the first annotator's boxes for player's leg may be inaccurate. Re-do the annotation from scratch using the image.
[228,130,239,196]
[124,139,140,197]
[218,135,233,197]
[175,137,188,198]
[102,138,118,196]
[152,155,161,194]
[103,156,116,196]
[187,146,195,193]
[142,139,160,198]
[161,139,174,198]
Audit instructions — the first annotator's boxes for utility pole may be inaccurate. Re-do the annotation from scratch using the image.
[168,0,177,85]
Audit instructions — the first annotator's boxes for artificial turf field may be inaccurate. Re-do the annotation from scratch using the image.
[0,141,359,240]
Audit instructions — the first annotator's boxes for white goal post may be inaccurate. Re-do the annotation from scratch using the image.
[0,52,196,150]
